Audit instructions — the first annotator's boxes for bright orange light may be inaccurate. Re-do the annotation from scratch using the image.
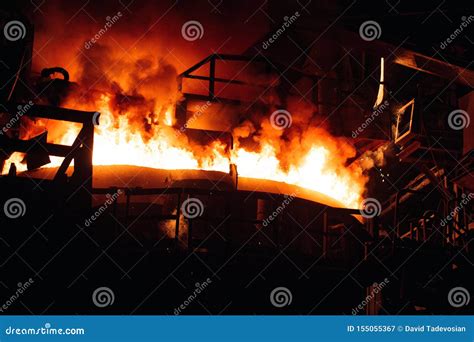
[2,96,366,208]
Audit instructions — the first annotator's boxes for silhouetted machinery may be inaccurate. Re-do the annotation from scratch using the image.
[0,2,472,315]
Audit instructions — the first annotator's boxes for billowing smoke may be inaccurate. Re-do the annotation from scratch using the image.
[2,0,384,208]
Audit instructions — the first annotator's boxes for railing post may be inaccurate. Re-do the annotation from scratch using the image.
[175,192,181,248]
[209,55,215,99]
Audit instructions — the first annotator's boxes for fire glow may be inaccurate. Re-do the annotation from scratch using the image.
[1,36,374,209]
[2,92,368,209]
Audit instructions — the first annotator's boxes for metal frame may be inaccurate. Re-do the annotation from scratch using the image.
[93,186,360,256]
[0,102,97,206]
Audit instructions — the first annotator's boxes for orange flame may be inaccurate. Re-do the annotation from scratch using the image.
[2,45,370,209]
[2,92,366,208]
